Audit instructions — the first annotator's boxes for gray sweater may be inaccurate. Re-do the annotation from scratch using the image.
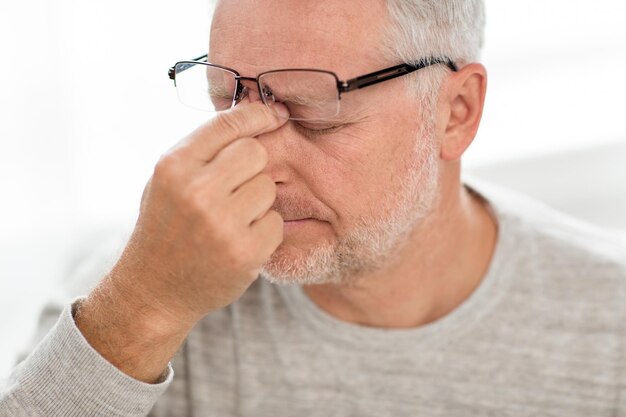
[2,180,626,416]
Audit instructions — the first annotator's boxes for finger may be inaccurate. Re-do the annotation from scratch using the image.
[206,137,268,193]
[249,210,284,261]
[229,174,277,225]
[177,102,289,165]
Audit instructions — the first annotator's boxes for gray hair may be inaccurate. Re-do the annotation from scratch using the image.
[209,0,486,102]
[382,0,486,101]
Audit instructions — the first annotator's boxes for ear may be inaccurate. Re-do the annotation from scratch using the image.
[439,63,487,161]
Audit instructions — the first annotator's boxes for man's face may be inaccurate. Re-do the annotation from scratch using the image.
[210,0,442,284]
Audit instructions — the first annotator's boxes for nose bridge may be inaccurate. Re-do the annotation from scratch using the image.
[256,117,297,183]
[258,131,288,183]
[238,77,263,103]
[236,80,295,182]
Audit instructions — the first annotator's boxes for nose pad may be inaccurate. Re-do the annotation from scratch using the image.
[261,85,276,105]
[235,79,264,105]
[234,85,249,104]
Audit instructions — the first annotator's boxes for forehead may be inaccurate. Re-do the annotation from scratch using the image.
[210,0,389,79]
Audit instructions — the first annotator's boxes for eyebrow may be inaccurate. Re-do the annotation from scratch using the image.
[279,94,338,109]
[206,83,233,98]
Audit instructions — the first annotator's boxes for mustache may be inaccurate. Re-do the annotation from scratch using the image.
[271,194,328,221]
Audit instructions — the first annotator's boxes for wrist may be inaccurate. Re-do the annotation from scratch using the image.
[109,246,203,331]
[79,270,196,342]
[74,271,195,383]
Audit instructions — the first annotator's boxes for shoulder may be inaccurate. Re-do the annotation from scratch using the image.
[464,178,626,359]
[466,177,626,282]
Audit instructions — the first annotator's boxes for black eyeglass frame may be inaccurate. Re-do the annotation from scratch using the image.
[168,54,458,112]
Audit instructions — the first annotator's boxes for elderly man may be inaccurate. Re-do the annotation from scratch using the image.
[2,0,626,415]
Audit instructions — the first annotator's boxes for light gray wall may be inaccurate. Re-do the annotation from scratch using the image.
[466,141,626,231]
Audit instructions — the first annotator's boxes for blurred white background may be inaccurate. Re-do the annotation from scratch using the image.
[1,0,625,378]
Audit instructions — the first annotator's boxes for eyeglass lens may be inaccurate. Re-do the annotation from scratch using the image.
[174,63,340,121]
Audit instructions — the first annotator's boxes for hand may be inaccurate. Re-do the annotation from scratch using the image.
[75,102,289,383]
[125,101,289,324]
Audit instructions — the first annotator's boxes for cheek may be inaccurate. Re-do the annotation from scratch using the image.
[299,119,417,224]
[303,143,372,222]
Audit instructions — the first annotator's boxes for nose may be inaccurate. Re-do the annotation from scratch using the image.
[237,82,295,184]
[256,117,299,186]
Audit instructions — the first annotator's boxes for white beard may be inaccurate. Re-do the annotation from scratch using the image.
[260,111,440,286]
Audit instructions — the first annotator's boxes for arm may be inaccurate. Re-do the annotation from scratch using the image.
[0,298,173,417]
[0,101,288,415]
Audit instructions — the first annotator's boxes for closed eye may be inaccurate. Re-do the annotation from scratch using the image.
[294,122,344,138]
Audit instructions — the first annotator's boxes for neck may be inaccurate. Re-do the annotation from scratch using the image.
[302,172,498,329]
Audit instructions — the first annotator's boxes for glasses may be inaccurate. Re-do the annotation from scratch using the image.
[168,54,458,122]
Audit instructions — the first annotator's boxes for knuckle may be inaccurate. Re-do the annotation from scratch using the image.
[224,239,253,268]
[182,187,205,215]
[180,177,214,213]
[193,207,232,249]
[206,212,232,241]
[152,153,187,192]
[214,112,244,137]
[153,153,180,180]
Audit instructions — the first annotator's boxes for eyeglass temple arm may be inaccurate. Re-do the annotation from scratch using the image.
[168,54,209,80]
[338,58,458,93]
